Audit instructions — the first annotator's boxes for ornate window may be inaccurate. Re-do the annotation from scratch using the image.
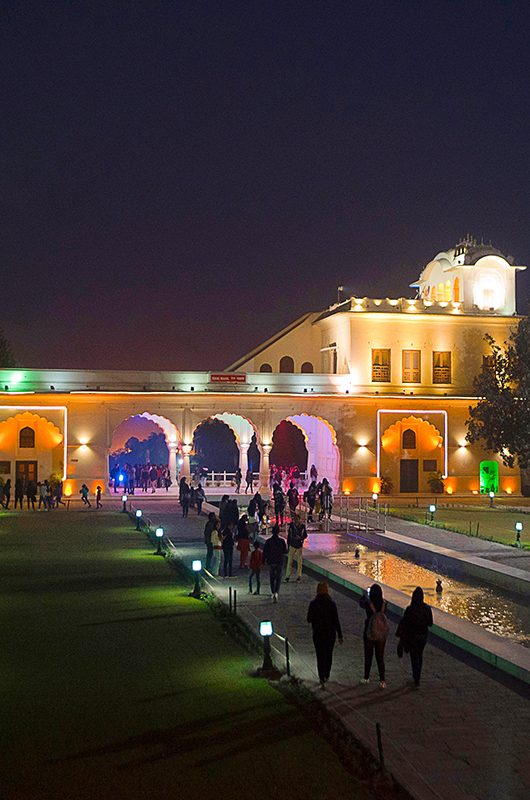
[301,361,314,373]
[433,351,451,384]
[279,356,294,373]
[371,349,391,382]
[402,350,421,383]
[19,426,35,448]
[259,363,272,373]
[453,277,460,302]
[402,429,416,449]
[445,280,452,301]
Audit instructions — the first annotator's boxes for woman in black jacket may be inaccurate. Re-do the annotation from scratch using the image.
[307,582,343,688]
[359,583,388,688]
[397,586,433,688]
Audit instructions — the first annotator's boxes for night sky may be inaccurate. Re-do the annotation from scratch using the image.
[3,1,530,371]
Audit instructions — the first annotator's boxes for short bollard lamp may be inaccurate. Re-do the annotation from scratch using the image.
[489,491,495,508]
[515,521,523,546]
[135,509,142,530]
[429,504,436,522]
[121,494,128,513]
[260,620,274,672]
[154,527,164,556]
[190,559,202,599]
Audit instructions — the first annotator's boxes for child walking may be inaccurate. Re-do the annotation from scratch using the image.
[248,541,263,595]
[96,485,102,509]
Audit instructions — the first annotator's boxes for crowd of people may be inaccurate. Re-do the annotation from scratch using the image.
[200,500,433,688]
[110,463,172,494]
[0,478,67,510]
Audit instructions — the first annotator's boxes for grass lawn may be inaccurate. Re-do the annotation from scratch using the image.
[0,510,374,800]
[387,505,529,547]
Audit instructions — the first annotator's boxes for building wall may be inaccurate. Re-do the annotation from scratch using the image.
[0,392,520,496]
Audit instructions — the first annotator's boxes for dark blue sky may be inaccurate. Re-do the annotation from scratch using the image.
[3,1,530,370]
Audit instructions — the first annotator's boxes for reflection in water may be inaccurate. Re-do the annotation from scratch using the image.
[306,534,530,648]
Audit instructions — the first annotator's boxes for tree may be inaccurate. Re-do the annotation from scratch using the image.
[466,315,530,480]
[0,329,15,367]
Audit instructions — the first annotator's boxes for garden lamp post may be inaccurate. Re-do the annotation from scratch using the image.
[135,509,142,530]
[429,504,436,522]
[259,620,274,671]
[121,494,128,513]
[372,492,378,509]
[190,559,202,598]
[154,527,164,556]
[515,521,523,547]
[489,491,495,508]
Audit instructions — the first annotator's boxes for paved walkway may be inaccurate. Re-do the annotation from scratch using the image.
[144,508,530,800]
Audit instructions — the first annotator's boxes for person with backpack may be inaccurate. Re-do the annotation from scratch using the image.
[195,483,205,515]
[307,582,343,688]
[263,524,287,603]
[359,583,389,688]
[396,586,433,688]
[285,513,307,582]
[305,480,317,522]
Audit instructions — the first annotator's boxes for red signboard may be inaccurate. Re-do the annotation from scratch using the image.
[209,373,247,384]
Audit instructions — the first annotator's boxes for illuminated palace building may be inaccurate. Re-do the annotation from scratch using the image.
[0,238,527,497]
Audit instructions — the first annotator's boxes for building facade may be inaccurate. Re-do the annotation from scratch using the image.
[0,239,526,496]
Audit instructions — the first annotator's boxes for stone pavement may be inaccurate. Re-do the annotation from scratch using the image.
[141,507,530,800]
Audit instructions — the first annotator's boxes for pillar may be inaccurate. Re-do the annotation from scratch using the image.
[260,444,271,490]
[239,442,249,477]
[182,444,192,479]
[168,442,178,482]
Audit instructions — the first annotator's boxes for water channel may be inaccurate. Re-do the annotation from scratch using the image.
[306,533,530,649]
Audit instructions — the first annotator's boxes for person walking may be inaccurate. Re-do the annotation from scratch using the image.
[3,478,11,509]
[210,520,223,576]
[181,481,190,517]
[95,485,103,509]
[248,541,263,595]
[359,583,389,688]
[307,582,343,688]
[234,467,242,494]
[319,478,333,520]
[55,480,66,507]
[236,514,251,568]
[221,523,235,578]
[305,480,317,522]
[38,481,48,510]
[396,586,434,688]
[26,480,36,510]
[244,467,253,494]
[263,524,287,603]
[203,512,217,571]
[285,513,307,582]
[273,483,286,526]
[14,478,24,510]
[195,483,205,515]
[80,483,92,508]
[287,482,299,518]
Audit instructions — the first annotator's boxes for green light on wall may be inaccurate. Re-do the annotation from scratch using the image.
[479,461,499,494]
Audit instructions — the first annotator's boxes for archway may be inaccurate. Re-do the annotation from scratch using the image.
[0,411,65,483]
[192,412,259,481]
[480,460,499,494]
[380,415,443,493]
[287,414,340,490]
[109,412,180,491]
[269,421,308,485]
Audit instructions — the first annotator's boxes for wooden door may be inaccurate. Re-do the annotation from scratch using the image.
[400,459,418,493]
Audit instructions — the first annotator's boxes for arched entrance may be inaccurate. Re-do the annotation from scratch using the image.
[192,413,259,483]
[480,460,499,494]
[109,412,180,490]
[0,410,64,484]
[269,420,308,484]
[380,415,444,493]
[270,414,340,490]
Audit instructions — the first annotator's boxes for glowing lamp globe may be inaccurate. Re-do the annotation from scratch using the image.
[119,474,124,482]
[489,491,495,499]
[178,457,184,466]
[122,494,128,503]
[515,522,523,533]
[372,492,378,501]
[135,509,142,518]
[155,527,164,538]
[260,620,273,637]
[429,504,436,514]
[192,559,202,572]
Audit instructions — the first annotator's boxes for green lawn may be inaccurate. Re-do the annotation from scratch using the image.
[388,506,529,547]
[0,510,373,800]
